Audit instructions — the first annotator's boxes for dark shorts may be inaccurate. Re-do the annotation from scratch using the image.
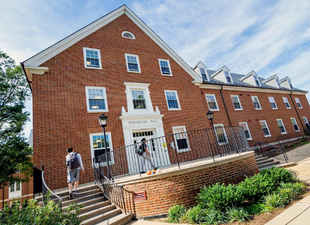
[67,169,80,183]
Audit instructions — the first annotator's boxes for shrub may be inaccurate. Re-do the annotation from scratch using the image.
[197,183,245,210]
[263,193,284,210]
[226,206,249,223]
[201,209,227,225]
[184,205,206,224]
[167,205,186,223]
[260,167,295,184]
[244,203,264,215]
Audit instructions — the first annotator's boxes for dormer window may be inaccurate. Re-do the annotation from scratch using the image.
[200,68,208,81]
[254,76,260,86]
[276,79,281,88]
[122,31,135,39]
[224,71,232,83]
[288,80,293,89]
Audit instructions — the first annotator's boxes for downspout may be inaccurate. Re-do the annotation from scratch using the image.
[289,91,305,131]
[220,85,232,126]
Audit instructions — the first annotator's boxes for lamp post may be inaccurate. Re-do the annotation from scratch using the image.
[206,110,214,130]
[98,114,111,180]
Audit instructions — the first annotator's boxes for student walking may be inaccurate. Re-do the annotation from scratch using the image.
[66,147,84,199]
[139,138,158,173]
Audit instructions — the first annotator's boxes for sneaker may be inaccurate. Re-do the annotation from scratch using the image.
[141,171,146,174]
[73,190,78,195]
[69,192,73,200]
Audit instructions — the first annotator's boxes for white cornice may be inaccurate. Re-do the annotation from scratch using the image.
[119,114,164,121]
[26,66,49,75]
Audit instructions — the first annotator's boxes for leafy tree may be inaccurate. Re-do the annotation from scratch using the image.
[0,49,32,188]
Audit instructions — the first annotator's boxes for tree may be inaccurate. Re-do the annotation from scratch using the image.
[0,49,32,188]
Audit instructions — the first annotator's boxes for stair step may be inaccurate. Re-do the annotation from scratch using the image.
[80,204,116,220]
[259,162,296,170]
[255,157,269,162]
[63,199,109,212]
[60,189,102,202]
[258,161,280,169]
[81,208,121,225]
[78,200,112,214]
[62,192,104,207]
[95,212,133,225]
[256,158,274,165]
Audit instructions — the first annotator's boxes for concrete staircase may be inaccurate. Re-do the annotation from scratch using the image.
[36,184,132,225]
[255,155,295,170]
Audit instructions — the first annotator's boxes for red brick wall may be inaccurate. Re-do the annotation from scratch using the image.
[123,153,258,218]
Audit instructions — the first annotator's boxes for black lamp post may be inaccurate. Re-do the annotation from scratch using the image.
[206,110,214,129]
[98,114,111,179]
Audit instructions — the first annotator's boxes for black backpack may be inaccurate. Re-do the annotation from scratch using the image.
[136,144,144,156]
[67,153,80,169]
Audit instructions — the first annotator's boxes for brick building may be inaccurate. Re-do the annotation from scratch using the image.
[20,5,310,191]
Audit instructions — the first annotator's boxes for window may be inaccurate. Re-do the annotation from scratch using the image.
[83,47,102,69]
[260,120,271,137]
[268,97,277,109]
[231,95,242,110]
[239,122,252,140]
[132,90,146,109]
[288,80,293,89]
[295,98,302,109]
[85,87,108,112]
[252,96,262,109]
[125,54,141,73]
[291,118,300,132]
[122,31,135,39]
[224,71,232,83]
[9,181,21,198]
[214,124,228,144]
[303,117,310,129]
[205,94,219,111]
[90,132,113,166]
[276,119,287,134]
[158,59,172,76]
[165,91,181,110]
[283,97,291,109]
[172,126,190,152]
[254,76,260,86]
[200,68,208,81]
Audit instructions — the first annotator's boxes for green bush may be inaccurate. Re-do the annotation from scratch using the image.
[0,199,83,225]
[226,206,249,223]
[184,205,205,224]
[244,203,264,215]
[260,167,295,184]
[197,183,245,210]
[167,204,186,223]
[201,209,227,225]
[263,193,284,210]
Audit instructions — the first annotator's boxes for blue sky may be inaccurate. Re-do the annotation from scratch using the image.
[1,0,310,139]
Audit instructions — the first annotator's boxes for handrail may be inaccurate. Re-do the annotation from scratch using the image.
[42,169,62,209]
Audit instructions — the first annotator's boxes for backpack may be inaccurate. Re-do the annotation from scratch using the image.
[136,144,144,156]
[67,153,80,169]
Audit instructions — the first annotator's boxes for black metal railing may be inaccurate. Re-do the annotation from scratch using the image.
[41,167,62,209]
[93,166,134,215]
[250,140,288,163]
[94,126,249,179]
[277,132,304,145]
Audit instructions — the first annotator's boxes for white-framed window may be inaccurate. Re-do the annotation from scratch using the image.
[205,94,219,111]
[239,122,252,140]
[200,68,208,81]
[90,132,114,166]
[260,120,271,137]
[122,31,135,39]
[125,54,141,73]
[132,90,147,109]
[214,124,228,145]
[268,97,277,109]
[85,86,108,113]
[158,59,172,76]
[172,126,190,153]
[276,119,287,134]
[164,90,181,110]
[295,98,302,109]
[283,97,291,109]
[83,47,102,69]
[291,118,300,132]
[231,95,242,110]
[224,71,232,83]
[254,76,260,86]
[252,96,262,110]
[9,181,21,199]
[303,117,310,129]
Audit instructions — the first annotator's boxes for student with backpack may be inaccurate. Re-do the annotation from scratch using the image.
[139,138,158,174]
[66,147,84,199]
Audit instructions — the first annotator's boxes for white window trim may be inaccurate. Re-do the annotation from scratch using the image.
[205,94,219,111]
[252,96,262,110]
[295,98,303,109]
[231,95,243,110]
[121,31,135,39]
[90,132,114,167]
[303,117,309,125]
[254,75,261,86]
[283,97,291,109]
[291,118,300,132]
[268,97,278,109]
[224,71,233,84]
[214,124,229,145]
[276,119,287,134]
[200,68,209,81]
[172,126,190,153]
[9,181,22,199]
[239,122,252,140]
[83,47,102,70]
[158,59,173,76]
[85,86,108,113]
[164,90,181,111]
[260,120,271,137]
[125,53,141,73]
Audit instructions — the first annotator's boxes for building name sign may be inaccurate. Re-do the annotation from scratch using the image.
[128,120,158,124]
